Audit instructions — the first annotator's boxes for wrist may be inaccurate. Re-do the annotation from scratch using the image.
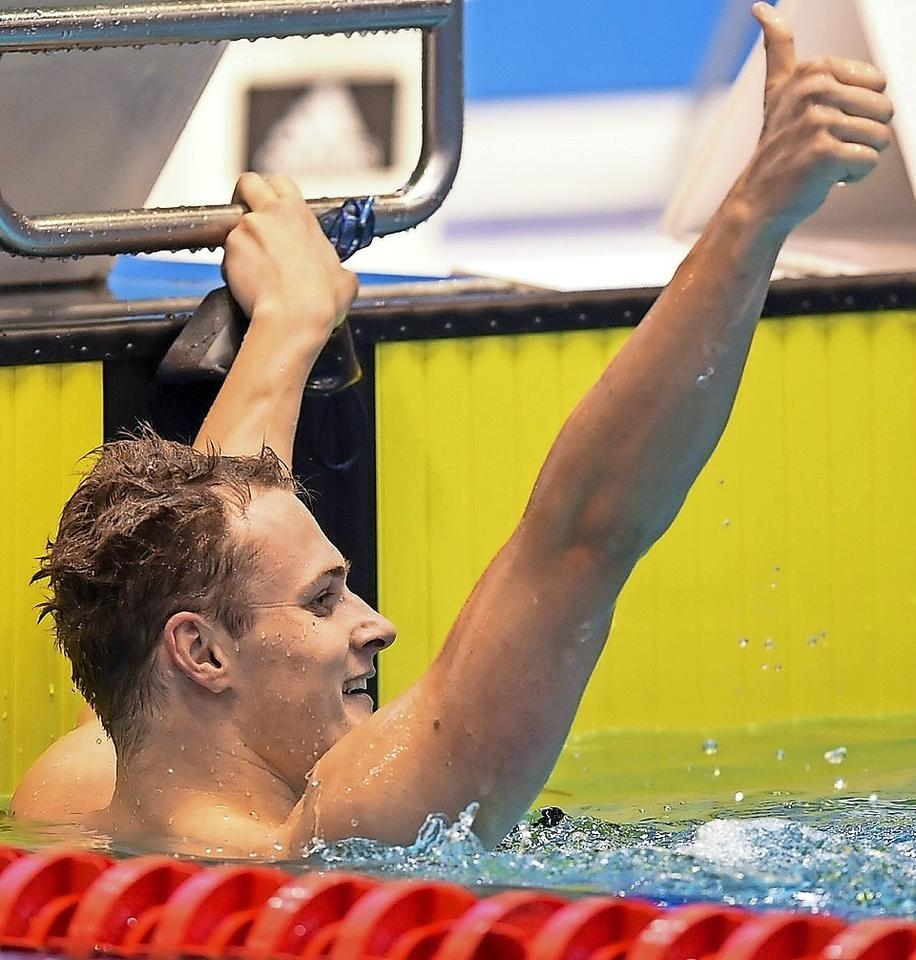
[713,180,794,259]
[249,299,337,350]
[723,174,794,250]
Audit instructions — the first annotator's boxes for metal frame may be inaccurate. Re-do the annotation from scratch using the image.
[0,0,463,255]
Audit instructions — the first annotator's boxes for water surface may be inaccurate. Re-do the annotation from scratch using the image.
[2,716,913,920]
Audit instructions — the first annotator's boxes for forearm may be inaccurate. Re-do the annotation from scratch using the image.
[193,304,332,466]
[522,190,786,566]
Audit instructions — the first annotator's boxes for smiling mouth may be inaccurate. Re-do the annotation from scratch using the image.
[342,676,372,695]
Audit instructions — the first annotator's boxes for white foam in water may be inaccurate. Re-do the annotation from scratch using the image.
[676,816,802,867]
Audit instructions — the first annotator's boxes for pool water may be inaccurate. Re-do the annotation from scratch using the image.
[306,794,916,919]
[2,716,914,920]
[305,715,916,920]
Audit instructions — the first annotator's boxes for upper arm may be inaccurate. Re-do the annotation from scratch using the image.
[291,529,627,849]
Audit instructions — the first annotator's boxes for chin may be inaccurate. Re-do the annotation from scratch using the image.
[342,692,375,718]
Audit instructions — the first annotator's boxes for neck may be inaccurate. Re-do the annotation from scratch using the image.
[108,713,300,834]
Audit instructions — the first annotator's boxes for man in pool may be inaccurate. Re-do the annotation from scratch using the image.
[11,4,895,853]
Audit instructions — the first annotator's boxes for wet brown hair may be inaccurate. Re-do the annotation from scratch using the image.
[33,427,297,757]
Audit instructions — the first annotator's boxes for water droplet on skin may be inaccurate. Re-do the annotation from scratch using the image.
[696,366,715,386]
[735,791,745,802]
[167,768,174,774]
[702,739,718,756]
[722,518,730,527]
[713,767,721,777]
[824,746,847,765]
[833,778,846,791]
[273,841,284,852]
[249,809,260,820]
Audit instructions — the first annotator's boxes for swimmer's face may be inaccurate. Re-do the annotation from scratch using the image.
[229,488,396,786]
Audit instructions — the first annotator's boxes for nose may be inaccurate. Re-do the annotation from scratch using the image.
[350,593,397,652]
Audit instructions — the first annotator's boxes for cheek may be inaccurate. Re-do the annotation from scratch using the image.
[260,618,340,677]
[243,614,350,705]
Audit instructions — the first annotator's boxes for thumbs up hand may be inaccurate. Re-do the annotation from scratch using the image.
[733,2,894,237]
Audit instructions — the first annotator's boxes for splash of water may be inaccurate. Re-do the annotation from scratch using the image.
[302,796,916,917]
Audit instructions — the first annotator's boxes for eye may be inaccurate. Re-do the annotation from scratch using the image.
[309,586,340,615]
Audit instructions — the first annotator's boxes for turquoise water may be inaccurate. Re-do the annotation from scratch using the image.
[2,717,914,920]
[308,795,916,919]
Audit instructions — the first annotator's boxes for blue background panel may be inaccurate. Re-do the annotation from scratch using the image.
[466,0,734,100]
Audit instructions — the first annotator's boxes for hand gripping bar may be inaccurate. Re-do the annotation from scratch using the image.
[0,0,463,256]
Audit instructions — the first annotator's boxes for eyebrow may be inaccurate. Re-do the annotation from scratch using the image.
[252,560,351,609]
[299,560,351,602]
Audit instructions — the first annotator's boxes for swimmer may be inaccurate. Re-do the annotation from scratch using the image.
[12,5,894,853]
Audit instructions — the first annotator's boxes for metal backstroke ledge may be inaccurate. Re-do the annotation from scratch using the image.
[0,0,464,256]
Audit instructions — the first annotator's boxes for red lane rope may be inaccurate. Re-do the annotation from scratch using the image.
[0,845,912,960]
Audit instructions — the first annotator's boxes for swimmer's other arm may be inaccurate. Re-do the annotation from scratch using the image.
[9,174,350,822]
[193,173,359,466]
[288,5,893,849]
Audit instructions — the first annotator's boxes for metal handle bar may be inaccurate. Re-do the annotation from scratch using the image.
[0,0,463,256]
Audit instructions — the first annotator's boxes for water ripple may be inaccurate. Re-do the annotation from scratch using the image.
[306,796,916,919]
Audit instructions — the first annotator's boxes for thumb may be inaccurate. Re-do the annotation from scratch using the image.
[753,2,796,87]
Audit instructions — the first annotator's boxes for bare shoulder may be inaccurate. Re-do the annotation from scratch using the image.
[9,717,115,821]
[118,796,296,860]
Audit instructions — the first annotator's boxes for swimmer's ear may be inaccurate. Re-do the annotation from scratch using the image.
[162,613,232,694]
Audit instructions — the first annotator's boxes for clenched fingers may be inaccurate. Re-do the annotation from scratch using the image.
[231,171,278,210]
[801,56,886,93]
[826,141,882,184]
[266,174,302,202]
[796,72,894,125]
[809,105,892,152]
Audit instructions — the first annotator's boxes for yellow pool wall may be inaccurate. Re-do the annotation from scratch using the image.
[376,311,916,730]
[0,363,103,803]
[2,309,915,806]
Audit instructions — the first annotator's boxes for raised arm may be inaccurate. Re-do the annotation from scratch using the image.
[9,175,355,823]
[193,173,358,464]
[298,5,894,847]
